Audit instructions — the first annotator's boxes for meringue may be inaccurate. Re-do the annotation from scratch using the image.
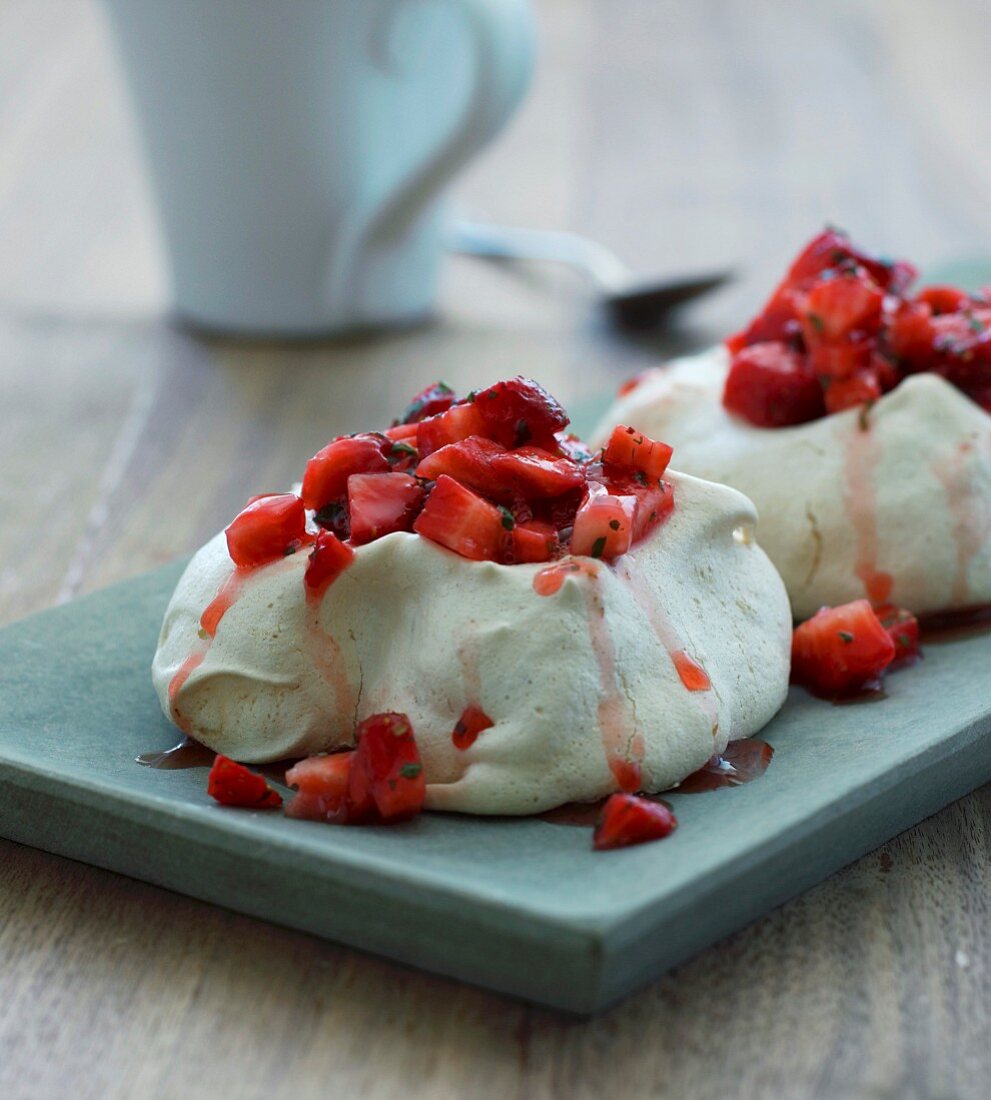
[595,346,991,620]
[152,470,792,815]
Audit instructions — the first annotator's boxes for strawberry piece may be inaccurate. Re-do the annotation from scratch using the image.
[347,473,425,545]
[304,531,355,599]
[399,381,457,424]
[349,712,425,822]
[723,342,826,427]
[384,422,420,444]
[207,755,282,809]
[570,486,636,560]
[799,272,884,345]
[413,475,507,561]
[472,377,569,449]
[301,434,391,510]
[416,402,486,458]
[509,519,559,563]
[603,424,674,483]
[415,437,507,497]
[916,286,972,315]
[592,794,678,851]
[225,493,307,569]
[887,299,936,364]
[599,470,675,542]
[490,446,586,498]
[824,371,883,415]
[875,604,922,668]
[285,752,355,822]
[791,599,896,698]
[452,705,494,750]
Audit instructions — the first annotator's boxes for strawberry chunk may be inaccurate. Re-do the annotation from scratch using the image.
[799,271,884,346]
[304,531,356,599]
[509,519,559,563]
[593,794,678,851]
[225,493,307,568]
[415,437,506,497]
[452,705,494,750]
[301,434,391,510]
[824,371,883,415]
[916,286,972,316]
[207,755,282,809]
[875,604,922,668]
[570,485,636,560]
[349,712,425,822]
[723,343,826,427]
[285,752,355,822]
[490,446,586,498]
[413,475,507,561]
[384,422,420,444]
[399,381,457,424]
[791,600,896,698]
[416,402,486,459]
[602,425,673,483]
[347,472,425,545]
[472,377,569,449]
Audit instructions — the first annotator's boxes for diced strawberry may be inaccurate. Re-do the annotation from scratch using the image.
[570,486,636,560]
[207,755,282,809]
[413,475,507,561]
[384,422,420,443]
[472,377,570,449]
[723,342,826,427]
[416,402,486,458]
[791,600,896,698]
[799,272,884,345]
[490,447,586,498]
[301,434,391,510]
[592,794,678,851]
[285,752,355,822]
[452,706,494,750]
[887,299,936,364]
[384,438,419,472]
[808,338,873,381]
[415,437,506,497]
[225,493,307,569]
[875,605,922,668]
[596,469,675,542]
[509,519,559,563]
[399,381,457,424]
[916,286,972,316]
[349,712,425,822]
[824,371,883,415]
[602,424,674,483]
[304,531,355,599]
[347,473,425,545]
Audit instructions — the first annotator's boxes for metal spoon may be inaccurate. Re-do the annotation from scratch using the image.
[447,220,732,330]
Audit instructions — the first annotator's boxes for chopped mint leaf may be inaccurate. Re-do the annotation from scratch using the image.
[591,536,606,559]
[838,630,854,644]
[399,762,422,780]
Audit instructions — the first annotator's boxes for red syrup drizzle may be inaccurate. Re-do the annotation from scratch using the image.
[538,739,774,825]
[918,603,991,643]
[136,735,295,783]
[672,650,712,692]
[842,418,894,607]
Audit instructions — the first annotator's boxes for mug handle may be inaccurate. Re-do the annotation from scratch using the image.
[325,0,535,320]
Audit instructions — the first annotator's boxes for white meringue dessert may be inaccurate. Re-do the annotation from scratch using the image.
[594,347,991,622]
[152,377,791,816]
[595,231,991,622]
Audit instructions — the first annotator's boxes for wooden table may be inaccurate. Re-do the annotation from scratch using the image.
[3,1,991,1096]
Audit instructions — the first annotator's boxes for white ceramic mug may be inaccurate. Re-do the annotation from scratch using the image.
[102,0,535,336]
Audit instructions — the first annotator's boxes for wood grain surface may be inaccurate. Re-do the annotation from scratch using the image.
[2,1,991,1096]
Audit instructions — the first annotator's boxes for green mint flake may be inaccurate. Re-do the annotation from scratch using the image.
[498,506,515,531]
[591,536,606,559]
[808,313,825,333]
[609,519,621,531]
[399,763,422,780]
[838,630,854,644]
[897,633,911,648]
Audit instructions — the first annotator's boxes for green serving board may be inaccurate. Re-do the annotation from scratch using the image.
[1,564,990,1014]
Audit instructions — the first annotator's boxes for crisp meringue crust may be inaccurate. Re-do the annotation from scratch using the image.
[595,347,991,620]
[152,471,791,815]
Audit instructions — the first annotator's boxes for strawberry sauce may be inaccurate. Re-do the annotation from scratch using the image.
[841,419,894,606]
[672,650,711,692]
[532,559,599,596]
[932,441,991,607]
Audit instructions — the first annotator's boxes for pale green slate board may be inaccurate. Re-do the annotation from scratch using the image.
[1,564,990,1014]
